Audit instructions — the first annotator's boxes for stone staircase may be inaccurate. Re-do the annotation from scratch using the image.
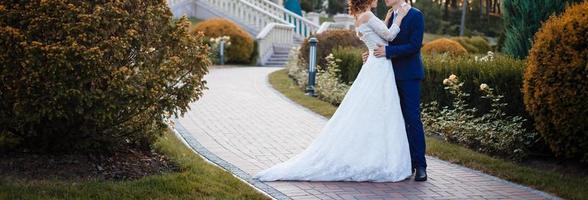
[264,47,291,66]
[167,0,319,66]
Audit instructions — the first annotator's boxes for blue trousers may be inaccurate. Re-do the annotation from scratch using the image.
[396,80,427,169]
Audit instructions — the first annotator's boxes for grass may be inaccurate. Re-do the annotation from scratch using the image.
[0,129,270,200]
[269,68,588,200]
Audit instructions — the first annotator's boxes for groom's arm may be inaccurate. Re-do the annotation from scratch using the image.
[385,11,424,59]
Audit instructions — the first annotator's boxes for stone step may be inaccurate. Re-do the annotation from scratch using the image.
[269,55,289,59]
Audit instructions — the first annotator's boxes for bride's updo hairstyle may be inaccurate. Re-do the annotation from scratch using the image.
[348,0,375,17]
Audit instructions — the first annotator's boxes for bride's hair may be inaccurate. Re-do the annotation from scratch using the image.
[348,0,375,17]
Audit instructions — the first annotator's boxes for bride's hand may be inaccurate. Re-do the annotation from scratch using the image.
[384,8,394,25]
[397,4,411,19]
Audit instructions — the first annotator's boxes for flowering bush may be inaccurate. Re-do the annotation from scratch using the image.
[423,74,538,160]
[286,47,308,88]
[422,54,527,119]
[315,54,350,105]
[474,51,495,62]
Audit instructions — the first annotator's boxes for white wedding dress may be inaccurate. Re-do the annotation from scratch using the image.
[254,11,412,182]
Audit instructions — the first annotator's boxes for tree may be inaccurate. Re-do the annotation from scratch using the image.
[502,0,582,58]
[459,0,468,36]
[327,0,346,15]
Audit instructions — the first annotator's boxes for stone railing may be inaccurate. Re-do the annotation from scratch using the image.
[256,23,295,65]
[237,0,320,38]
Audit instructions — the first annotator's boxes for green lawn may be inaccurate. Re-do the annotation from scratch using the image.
[269,68,588,200]
[0,129,269,200]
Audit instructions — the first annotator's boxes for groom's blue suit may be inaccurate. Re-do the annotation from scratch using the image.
[386,7,427,169]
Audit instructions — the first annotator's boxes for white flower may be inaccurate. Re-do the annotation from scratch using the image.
[443,78,451,85]
[147,47,156,53]
[480,83,489,91]
[449,74,458,81]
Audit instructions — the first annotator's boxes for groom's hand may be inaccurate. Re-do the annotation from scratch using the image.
[374,44,386,58]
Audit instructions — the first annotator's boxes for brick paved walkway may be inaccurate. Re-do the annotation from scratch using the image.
[175,66,559,200]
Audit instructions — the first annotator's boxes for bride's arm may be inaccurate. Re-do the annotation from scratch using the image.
[368,15,401,41]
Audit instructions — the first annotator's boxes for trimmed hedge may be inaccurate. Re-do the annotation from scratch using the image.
[0,0,209,153]
[192,18,255,64]
[523,1,588,162]
[422,54,527,118]
[422,38,468,56]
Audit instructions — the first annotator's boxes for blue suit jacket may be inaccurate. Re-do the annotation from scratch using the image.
[386,8,425,81]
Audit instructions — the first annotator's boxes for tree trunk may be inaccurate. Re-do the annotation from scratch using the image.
[479,0,484,18]
[460,0,468,36]
[444,0,450,19]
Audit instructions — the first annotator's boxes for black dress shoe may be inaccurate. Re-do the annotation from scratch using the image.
[414,167,427,181]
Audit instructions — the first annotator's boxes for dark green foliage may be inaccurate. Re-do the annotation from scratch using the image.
[332,47,364,84]
[327,0,346,15]
[301,0,322,12]
[414,0,502,37]
[0,0,210,153]
[421,54,527,118]
[502,0,583,58]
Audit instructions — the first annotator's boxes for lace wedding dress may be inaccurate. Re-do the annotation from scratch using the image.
[254,11,412,182]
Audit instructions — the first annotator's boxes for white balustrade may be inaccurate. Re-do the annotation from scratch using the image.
[256,23,295,65]
[168,0,317,65]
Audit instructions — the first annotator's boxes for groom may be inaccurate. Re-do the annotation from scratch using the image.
[364,0,427,181]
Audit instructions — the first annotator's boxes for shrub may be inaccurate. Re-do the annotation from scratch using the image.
[422,75,538,161]
[286,47,308,88]
[0,0,209,153]
[450,36,491,54]
[315,54,350,105]
[523,1,588,162]
[332,46,364,84]
[502,0,583,58]
[422,38,468,56]
[192,18,255,64]
[422,54,527,118]
[300,30,364,70]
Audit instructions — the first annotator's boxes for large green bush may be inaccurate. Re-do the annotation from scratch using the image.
[502,0,582,58]
[0,0,209,153]
[422,54,527,118]
[523,1,588,162]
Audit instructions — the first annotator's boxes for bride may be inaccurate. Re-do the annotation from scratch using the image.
[254,0,412,182]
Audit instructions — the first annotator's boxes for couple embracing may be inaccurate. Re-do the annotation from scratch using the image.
[255,0,428,182]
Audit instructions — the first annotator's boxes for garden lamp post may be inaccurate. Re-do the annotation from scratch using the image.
[306,36,318,97]
[219,39,225,65]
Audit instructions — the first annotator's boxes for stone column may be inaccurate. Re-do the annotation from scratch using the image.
[305,12,320,25]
